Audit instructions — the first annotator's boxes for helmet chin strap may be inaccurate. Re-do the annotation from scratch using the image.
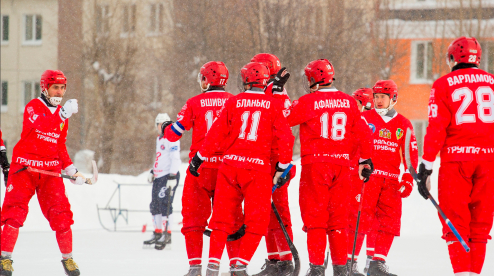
[41,90,63,106]
[200,83,210,92]
[375,99,397,116]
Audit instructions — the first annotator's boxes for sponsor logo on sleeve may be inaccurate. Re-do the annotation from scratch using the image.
[368,123,376,133]
[170,146,178,151]
[396,128,404,140]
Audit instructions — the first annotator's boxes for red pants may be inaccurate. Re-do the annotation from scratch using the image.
[300,163,350,265]
[1,163,74,231]
[438,161,494,274]
[181,168,244,265]
[350,176,402,236]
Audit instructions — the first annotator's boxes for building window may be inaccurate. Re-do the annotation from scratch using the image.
[1,15,9,43]
[1,81,7,112]
[24,15,42,44]
[411,120,428,158]
[149,3,164,34]
[480,42,494,74]
[23,81,40,108]
[122,4,136,36]
[96,5,110,35]
[411,41,433,83]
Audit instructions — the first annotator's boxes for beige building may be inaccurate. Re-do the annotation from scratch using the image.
[1,0,59,156]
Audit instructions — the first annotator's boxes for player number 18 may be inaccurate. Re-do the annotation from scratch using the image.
[320,112,347,140]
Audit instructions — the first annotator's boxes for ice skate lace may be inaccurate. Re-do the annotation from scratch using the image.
[64,259,79,271]
[1,259,14,271]
[377,262,389,273]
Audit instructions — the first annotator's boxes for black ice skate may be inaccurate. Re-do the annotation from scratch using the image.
[184,265,202,276]
[155,233,167,250]
[143,231,163,246]
[367,260,397,276]
[346,260,364,276]
[230,264,248,276]
[305,263,325,276]
[205,263,219,276]
[252,259,278,276]
[0,256,14,276]
[165,231,172,244]
[332,264,348,276]
[61,258,80,276]
[277,260,294,276]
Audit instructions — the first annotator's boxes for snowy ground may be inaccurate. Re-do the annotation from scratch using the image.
[1,159,493,276]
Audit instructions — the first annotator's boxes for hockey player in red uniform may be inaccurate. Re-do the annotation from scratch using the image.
[286,59,374,276]
[417,37,494,276]
[249,53,296,276]
[0,70,86,276]
[353,80,418,276]
[163,61,244,276]
[189,62,294,276]
[347,88,374,276]
[0,129,10,186]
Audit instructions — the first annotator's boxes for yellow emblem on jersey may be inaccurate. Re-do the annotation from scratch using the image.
[379,128,391,139]
[60,122,65,131]
[396,128,404,140]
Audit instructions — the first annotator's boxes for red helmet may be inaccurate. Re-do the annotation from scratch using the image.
[352,88,373,110]
[198,61,229,90]
[447,37,482,66]
[251,53,281,77]
[373,80,398,102]
[240,62,270,89]
[304,59,335,90]
[40,70,67,92]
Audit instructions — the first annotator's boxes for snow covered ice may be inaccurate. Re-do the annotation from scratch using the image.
[1,159,493,276]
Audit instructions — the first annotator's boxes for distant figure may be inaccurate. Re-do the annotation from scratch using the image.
[143,113,181,250]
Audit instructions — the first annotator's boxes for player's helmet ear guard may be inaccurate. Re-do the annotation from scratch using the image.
[40,70,67,106]
[251,53,281,78]
[304,59,335,93]
[352,88,374,111]
[446,37,482,67]
[198,61,229,92]
[238,62,270,92]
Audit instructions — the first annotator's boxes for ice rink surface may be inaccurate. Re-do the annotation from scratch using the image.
[1,159,493,276]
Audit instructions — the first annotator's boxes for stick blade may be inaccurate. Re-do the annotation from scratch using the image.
[87,160,98,185]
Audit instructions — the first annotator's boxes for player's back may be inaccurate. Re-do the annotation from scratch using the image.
[287,88,366,166]
[209,90,293,172]
[430,67,494,161]
[185,90,233,159]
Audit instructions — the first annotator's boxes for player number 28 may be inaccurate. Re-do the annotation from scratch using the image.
[452,86,494,124]
[320,112,347,140]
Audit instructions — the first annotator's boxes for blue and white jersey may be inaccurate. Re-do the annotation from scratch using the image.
[153,136,181,178]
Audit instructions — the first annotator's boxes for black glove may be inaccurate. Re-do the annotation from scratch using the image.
[359,158,374,183]
[272,67,290,93]
[167,173,177,180]
[273,162,290,188]
[188,153,204,177]
[161,121,174,136]
[417,163,432,200]
[1,150,9,186]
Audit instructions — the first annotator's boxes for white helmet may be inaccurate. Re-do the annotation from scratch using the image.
[155,113,171,125]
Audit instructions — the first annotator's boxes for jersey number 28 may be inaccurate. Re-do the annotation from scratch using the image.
[452,87,494,124]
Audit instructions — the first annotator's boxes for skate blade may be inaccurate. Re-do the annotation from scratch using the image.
[143,244,156,249]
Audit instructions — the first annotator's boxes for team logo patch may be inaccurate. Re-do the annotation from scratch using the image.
[160,144,165,150]
[7,184,13,192]
[60,122,65,131]
[396,128,404,140]
[379,128,391,139]
[170,146,178,151]
[368,123,376,133]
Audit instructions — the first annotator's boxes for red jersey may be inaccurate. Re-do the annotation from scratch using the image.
[286,87,372,166]
[166,90,234,168]
[362,109,418,180]
[0,129,5,150]
[12,98,72,170]
[423,67,494,163]
[199,89,294,173]
[265,82,292,159]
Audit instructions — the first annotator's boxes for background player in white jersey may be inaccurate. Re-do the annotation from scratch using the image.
[144,113,181,250]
